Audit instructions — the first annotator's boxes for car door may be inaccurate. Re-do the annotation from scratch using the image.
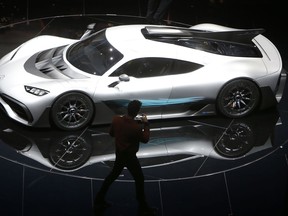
[94,57,174,118]
[161,59,205,117]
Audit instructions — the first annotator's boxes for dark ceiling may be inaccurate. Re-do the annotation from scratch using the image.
[0,0,287,63]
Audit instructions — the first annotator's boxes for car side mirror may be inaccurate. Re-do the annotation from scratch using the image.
[108,74,130,88]
[119,74,130,82]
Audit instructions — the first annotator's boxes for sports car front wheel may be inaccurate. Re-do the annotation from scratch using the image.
[217,79,260,118]
[51,92,94,131]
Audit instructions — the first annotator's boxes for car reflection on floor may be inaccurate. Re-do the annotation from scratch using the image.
[0,108,280,177]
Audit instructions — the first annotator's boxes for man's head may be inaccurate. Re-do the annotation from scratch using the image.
[127,100,142,118]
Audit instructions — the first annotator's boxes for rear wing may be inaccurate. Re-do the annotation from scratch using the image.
[141,26,265,45]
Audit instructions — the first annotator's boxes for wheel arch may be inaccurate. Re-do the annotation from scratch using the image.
[51,90,95,108]
[216,77,262,117]
[217,77,262,97]
[219,78,278,110]
[49,90,96,130]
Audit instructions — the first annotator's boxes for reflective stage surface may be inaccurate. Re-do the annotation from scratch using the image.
[0,15,288,216]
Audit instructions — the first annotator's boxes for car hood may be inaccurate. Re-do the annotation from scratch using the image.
[24,45,90,80]
[0,35,76,65]
[0,35,90,82]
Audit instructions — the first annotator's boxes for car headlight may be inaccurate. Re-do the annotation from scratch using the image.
[25,85,50,96]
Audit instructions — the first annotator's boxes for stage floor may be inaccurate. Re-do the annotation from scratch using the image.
[0,15,288,216]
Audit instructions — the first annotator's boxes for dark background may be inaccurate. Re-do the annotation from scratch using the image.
[0,0,287,63]
[0,0,284,28]
[0,2,288,216]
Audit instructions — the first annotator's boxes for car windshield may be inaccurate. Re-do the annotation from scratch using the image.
[67,29,123,75]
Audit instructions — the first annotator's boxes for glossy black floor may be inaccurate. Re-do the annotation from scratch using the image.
[0,15,288,216]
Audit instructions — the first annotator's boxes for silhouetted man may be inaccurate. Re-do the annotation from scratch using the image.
[94,100,155,215]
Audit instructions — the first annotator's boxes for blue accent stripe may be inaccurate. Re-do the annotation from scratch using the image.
[140,97,204,107]
[104,97,204,109]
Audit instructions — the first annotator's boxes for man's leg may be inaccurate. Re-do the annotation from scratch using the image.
[95,156,125,204]
[127,156,157,215]
[126,155,147,208]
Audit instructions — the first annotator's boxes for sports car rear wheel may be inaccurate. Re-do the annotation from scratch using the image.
[217,79,260,118]
[51,92,94,130]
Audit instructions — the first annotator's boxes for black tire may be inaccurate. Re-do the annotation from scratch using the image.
[217,79,260,118]
[51,92,94,131]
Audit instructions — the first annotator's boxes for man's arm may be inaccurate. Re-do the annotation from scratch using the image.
[139,114,150,143]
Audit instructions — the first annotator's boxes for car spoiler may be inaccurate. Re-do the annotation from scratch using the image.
[142,26,265,45]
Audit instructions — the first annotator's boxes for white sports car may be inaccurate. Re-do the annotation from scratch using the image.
[0,23,285,130]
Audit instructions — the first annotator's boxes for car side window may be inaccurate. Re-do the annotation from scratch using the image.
[177,39,262,57]
[110,58,202,78]
[169,59,203,75]
[110,58,173,78]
